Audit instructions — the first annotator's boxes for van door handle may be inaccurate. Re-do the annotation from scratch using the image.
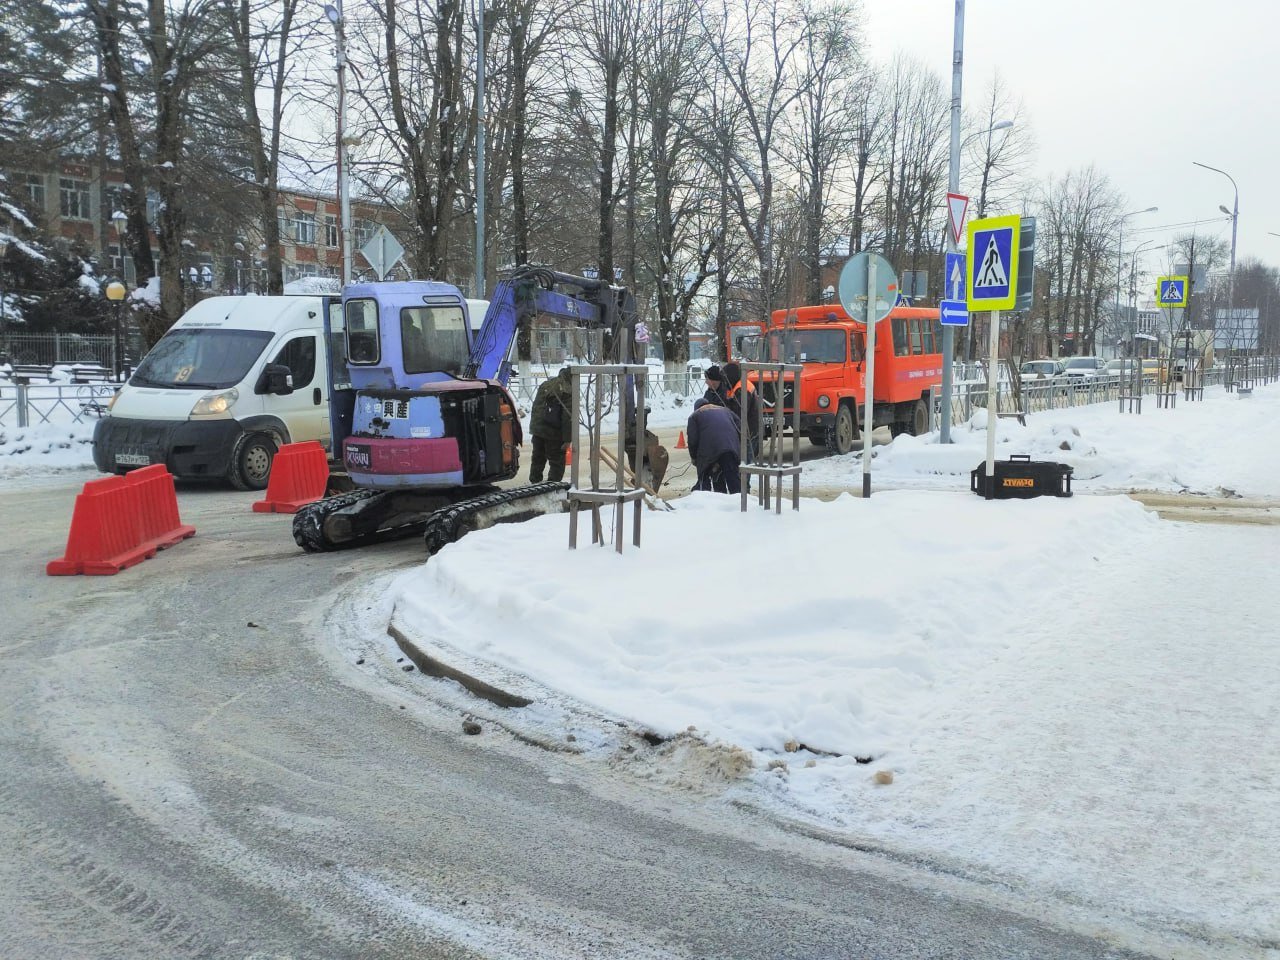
[313,387,322,405]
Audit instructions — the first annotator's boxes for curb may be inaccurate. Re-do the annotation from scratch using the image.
[386,620,533,709]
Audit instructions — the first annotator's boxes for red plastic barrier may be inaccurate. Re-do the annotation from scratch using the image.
[252,440,330,514]
[47,467,195,576]
[128,464,196,549]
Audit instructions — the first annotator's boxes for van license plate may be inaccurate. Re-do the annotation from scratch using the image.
[115,453,151,466]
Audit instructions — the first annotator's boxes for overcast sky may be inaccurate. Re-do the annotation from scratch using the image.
[864,0,1276,284]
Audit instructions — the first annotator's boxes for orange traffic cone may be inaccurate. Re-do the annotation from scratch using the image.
[675,430,687,450]
[564,445,573,466]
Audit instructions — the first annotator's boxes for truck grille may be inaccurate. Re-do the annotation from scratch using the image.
[380,398,410,419]
[756,379,795,410]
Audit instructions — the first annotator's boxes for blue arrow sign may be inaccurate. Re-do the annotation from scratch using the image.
[945,252,966,302]
[940,298,969,326]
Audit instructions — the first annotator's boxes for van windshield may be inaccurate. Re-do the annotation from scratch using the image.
[765,329,847,363]
[132,328,274,389]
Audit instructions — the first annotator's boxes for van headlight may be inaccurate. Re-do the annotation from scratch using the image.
[191,388,239,418]
[817,394,831,408]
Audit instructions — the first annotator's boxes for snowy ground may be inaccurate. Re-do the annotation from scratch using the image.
[386,380,1280,955]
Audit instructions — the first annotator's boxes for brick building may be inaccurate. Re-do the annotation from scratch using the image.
[9,159,404,294]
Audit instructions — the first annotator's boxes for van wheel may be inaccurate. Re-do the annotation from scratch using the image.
[228,431,277,490]
[826,404,856,455]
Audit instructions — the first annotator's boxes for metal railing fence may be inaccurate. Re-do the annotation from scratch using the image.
[929,356,1279,429]
[0,382,120,428]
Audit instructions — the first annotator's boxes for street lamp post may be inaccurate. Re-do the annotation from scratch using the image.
[1114,207,1157,355]
[112,210,129,287]
[324,2,353,285]
[105,281,126,379]
[939,0,964,445]
[1128,239,1160,360]
[1193,161,1238,324]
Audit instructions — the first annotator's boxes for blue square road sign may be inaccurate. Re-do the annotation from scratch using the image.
[967,215,1021,311]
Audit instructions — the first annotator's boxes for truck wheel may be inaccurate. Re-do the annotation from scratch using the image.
[909,399,929,436]
[826,404,856,455]
[228,431,277,491]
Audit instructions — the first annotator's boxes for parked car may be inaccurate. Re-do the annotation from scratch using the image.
[1102,358,1138,378]
[1019,359,1066,384]
[1061,356,1107,381]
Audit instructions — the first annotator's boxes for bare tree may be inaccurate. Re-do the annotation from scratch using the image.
[843,65,885,257]
[877,55,948,275]
[699,0,810,315]
[223,0,304,295]
[781,0,863,304]
[963,72,1034,220]
[79,0,231,338]
[570,0,643,283]
[633,0,721,368]
[348,0,473,280]
[1032,165,1122,357]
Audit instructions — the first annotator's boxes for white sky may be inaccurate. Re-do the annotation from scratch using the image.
[864,0,1278,282]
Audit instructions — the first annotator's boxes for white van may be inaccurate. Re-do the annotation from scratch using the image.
[93,295,340,489]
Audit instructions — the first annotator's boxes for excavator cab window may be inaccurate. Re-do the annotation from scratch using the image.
[345,298,380,365]
[400,305,469,375]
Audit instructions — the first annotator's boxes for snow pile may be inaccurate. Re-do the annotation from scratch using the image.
[284,276,342,295]
[809,382,1280,499]
[395,491,1157,759]
[0,422,96,476]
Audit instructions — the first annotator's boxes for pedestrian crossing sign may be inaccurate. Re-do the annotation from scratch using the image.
[1156,275,1189,307]
[966,214,1021,311]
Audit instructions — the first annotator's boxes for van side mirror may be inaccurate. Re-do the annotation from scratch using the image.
[256,362,294,396]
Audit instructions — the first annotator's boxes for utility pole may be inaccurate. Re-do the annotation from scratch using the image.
[1193,161,1239,338]
[939,0,963,444]
[326,2,352,284]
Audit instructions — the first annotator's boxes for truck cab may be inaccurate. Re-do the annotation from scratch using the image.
[748,304,943,454]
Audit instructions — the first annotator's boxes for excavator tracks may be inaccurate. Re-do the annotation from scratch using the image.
[423,482,569,555]
[293,482,568,554]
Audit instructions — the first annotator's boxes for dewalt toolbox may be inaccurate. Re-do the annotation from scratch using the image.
[971,454,1073,499]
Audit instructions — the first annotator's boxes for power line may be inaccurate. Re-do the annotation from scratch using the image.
[1130,216,1232,235]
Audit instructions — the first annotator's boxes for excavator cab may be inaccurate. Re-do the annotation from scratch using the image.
[336,281,521,489]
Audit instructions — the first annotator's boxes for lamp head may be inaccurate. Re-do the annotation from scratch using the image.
[324,4,340,23]
[106,281,126,302]
[112,211,128,234]
[990,119,1014,132]
[1219,205,1232,217]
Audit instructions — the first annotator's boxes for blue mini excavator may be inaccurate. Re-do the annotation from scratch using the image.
[293,267,665,553]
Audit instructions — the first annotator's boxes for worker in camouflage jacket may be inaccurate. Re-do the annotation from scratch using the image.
[529,367,574,483]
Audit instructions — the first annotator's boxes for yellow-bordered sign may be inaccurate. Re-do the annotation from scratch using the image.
[966,214,1021,311]
[1155,275,1189,308]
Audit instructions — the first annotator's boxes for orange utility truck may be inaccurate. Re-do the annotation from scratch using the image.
[743,304,944,455]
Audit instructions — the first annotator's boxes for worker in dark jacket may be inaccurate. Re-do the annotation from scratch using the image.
[722,362,761,460]
[529,368,574,482]
[701,364,729,407]
[687,398,741,494]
